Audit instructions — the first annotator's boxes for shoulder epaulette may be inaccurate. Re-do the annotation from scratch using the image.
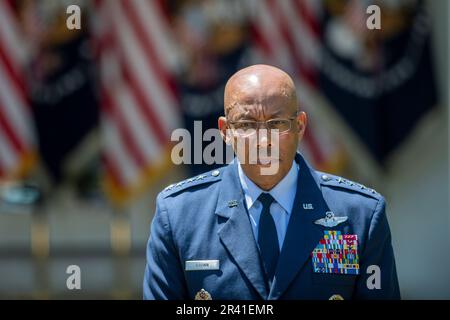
[161,169,222,198]
[318,172,381,199]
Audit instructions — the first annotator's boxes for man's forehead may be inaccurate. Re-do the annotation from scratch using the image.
[227,102,295,121]
[228,79,294,103]
[229,74,291,94]
[224,65,297,116]
[229,95,289,111]
[228,83,295,107]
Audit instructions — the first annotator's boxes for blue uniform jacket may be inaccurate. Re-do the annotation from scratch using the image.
[143,153,400,300]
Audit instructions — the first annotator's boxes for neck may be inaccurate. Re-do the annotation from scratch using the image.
[241,164,291,191]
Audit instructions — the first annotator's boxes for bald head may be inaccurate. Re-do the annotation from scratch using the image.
[224,64,297,118]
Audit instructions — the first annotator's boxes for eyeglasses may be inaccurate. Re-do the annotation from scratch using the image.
[227,115,298,137]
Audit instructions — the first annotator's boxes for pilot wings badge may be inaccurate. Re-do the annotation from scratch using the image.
[314,211,348,228]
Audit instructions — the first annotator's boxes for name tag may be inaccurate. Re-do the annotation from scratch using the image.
[185,260,220,271]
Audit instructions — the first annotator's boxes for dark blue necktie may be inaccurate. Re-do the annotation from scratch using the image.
[257,193,279,286]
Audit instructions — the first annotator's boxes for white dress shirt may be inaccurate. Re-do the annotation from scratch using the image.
[237,161,299,250]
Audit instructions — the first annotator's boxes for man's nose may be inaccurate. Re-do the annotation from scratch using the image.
[257,129,272,148]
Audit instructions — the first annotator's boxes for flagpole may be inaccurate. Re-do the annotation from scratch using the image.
[31,201,50,299]
[110,206,132,299]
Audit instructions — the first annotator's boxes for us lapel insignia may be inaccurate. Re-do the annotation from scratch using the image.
[195,289,212,300]
[314,211,348,228]
[227,200,238,208]
[303,203,314,210]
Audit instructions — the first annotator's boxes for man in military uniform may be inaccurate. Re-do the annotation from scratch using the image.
[143,64,400,300]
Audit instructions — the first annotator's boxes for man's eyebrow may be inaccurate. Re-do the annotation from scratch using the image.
[270,110,285,117]
[266,109,295,119]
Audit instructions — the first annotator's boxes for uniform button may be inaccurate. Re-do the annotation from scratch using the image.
[212,170,220,177]
[321,174,331,181]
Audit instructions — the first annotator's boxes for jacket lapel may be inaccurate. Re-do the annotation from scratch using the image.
[269,154,330,300]
[215,161,268,300]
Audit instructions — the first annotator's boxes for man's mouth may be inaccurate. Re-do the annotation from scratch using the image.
[256,157,280,165]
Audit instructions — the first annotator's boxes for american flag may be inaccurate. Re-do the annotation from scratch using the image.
[0,0,35,180]
[249,0,345,171]
[0,0,343,202]
[96,0,344,203]
[95,0,181,203]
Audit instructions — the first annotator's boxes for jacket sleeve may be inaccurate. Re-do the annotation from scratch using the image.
[143,193,188,300]
[354,197,401,299]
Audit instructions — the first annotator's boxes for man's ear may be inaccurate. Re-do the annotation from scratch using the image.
[218,116,232,145]
[297,111,307,139]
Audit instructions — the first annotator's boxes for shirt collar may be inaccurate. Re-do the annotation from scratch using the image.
[237,160,299,215]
